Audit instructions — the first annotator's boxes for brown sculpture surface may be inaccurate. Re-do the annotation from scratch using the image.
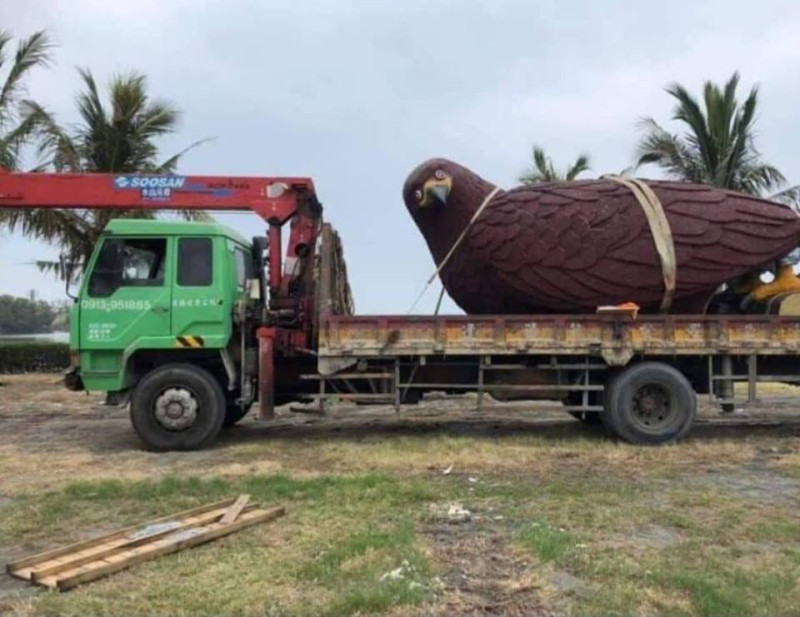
[403,158,800,314]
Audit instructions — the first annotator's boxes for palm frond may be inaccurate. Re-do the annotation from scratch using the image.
[738,162,786,196]
[0,30,12,73]
[520,146,589,184]
[769,185,800,210]
[635,118,705,182]
[19,100,82,171]
[33,257,83,284]
[75,67,105,130]
[636,73,795,201]
[155,137,214,173]
[565,154,591,180]
[532,147,550,176]
[666,81,715,174]
[0,30,52,123]
[136,101,180,138]
[723,84,759,188]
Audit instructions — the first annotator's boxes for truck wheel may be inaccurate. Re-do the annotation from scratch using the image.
[223,402,252,427]
[602,362,696,445]
[130,364,226,451]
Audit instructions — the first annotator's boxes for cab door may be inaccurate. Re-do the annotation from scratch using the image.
[170,236,229,348]
[79,236,173,384]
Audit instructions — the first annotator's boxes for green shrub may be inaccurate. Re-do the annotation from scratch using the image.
[0,342,70,373]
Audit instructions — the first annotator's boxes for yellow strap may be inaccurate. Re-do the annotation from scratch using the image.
[427,186,501,285]
[606,176,676,312]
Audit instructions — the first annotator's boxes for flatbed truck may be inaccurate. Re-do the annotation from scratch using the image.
[2,169,799,450]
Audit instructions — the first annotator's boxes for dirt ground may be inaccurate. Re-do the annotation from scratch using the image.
[3,374,800,493]
[2,374,800,616]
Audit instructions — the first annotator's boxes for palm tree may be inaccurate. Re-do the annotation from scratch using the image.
[636,72,798,205]
[519,146,591,184]
[0,29,53,170]
[1,69,208,280]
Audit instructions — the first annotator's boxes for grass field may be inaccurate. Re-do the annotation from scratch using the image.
[1,375,800,616]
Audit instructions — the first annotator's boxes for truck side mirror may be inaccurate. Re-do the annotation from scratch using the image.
[60,253,77,301]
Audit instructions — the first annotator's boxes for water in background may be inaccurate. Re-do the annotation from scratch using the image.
[0,332,69,343]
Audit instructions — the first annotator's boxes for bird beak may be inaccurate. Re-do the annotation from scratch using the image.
[420,176,452,208]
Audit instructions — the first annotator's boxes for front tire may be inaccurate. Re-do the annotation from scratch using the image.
[130,363,226,451]
[602,362,696,445]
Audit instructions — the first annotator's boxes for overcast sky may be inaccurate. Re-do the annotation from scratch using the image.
[2,0,800,313]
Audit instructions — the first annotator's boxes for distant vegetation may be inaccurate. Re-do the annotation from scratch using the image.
[0,341,69,373]
[0,294,67,334]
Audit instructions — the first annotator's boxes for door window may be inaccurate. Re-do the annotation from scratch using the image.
[178,237,213,286]
[88,238,167,298]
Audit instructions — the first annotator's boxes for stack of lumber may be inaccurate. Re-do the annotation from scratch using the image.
[6,495,284,591]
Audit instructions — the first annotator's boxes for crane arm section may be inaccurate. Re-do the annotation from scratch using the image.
[0,170,317,224]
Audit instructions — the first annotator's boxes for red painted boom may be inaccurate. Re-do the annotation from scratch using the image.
[0,170,317,224]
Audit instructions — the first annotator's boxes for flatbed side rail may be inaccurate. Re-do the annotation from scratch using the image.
[318,314,800,362]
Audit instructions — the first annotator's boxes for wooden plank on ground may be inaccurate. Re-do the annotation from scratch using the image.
[49,506,286,591]
[6,498,237,577]
[6,501,286,592]
[30,504,257,583]
[220,494,250,525]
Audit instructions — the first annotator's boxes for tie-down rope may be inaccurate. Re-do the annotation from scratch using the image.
[407,185,501,314]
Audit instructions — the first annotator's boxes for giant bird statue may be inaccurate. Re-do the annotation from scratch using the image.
[403,158,800,314]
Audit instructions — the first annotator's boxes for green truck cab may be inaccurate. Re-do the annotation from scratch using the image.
[67,219,257,449]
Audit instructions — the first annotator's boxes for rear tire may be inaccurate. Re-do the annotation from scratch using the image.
[602,362,696,445]
[130,363,225,451]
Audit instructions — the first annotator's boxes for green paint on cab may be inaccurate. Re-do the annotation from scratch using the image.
[73,219,252,392]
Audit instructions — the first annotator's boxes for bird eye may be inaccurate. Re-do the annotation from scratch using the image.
[434,169,446,180]
[414,189,423,201]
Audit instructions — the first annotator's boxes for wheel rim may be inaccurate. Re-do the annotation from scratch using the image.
[154,387,198,431]
[630,383,677,433]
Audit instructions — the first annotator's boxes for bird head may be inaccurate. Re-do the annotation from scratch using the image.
[403,158,457,212]
[403,158,496,217]
[402,158,498,261]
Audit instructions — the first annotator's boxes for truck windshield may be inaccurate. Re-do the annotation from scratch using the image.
[88,238,167,298]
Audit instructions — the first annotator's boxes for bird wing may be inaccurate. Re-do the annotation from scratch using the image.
[465,180,800,311]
